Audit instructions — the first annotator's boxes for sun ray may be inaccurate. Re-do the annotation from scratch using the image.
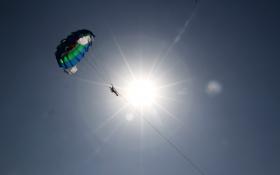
[148,44,174,78]
[113,36,136,80]
[147,51,165,80]
[102,118,126,142]
[156,59,186,79]
[156,95,182,103]
[68,120,126,175]
[94,104,129,133]
[158,79,190,89]
[154,102,183,126]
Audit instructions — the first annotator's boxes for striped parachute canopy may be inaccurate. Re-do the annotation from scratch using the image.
[55,29,95,74]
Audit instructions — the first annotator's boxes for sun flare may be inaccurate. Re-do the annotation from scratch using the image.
[125,78,158,108]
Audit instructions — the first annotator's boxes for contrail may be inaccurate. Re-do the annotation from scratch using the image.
[173,0,199,44]
[148,0,199,77]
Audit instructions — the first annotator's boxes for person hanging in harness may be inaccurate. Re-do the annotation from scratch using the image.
[110,84,120,96]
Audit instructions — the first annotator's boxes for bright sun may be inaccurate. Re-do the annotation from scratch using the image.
[125,78,158,108]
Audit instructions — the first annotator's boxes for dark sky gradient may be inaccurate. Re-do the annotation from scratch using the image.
[1,0,280,175]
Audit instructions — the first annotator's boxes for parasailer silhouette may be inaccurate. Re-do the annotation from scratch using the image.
[109,84,119,96]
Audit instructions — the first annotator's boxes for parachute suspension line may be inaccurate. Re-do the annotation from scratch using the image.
[142,116,206,175]
[69,73,108,87]
[82,45,112,86]
[93,58,113,84]
[84,58,110,86]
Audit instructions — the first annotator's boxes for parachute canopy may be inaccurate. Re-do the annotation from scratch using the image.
[55,29,95,74]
